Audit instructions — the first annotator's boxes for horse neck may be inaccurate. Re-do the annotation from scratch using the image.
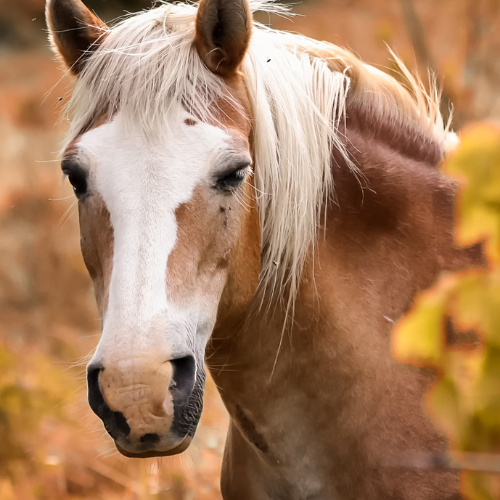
[208,103,464,380]
[206,103,481,482]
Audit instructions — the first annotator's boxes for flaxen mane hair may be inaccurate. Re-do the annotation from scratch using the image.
[65,0,452,310]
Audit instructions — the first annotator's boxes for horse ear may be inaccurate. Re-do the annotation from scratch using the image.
[46,0,108,75]
[195,0,252,76]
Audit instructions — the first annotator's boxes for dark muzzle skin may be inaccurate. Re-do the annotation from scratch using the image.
[86,354,205,457]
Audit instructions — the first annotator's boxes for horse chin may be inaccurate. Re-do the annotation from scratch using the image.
[115,437,192,458]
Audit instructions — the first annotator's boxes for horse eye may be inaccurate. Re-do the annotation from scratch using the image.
[216,165,250,191]
[63,165,88,198]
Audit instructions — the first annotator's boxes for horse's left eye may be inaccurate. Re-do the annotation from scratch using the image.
[216,165,250,191]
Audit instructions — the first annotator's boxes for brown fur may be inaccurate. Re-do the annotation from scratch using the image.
[205,104,482,498]
[195,0,252,76]
[78,197,113,321]
[346,101,443,165]
[63,114,115,321]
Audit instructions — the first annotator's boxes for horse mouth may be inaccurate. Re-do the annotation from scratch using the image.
[115,436,192,458]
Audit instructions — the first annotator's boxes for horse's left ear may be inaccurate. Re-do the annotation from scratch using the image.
[46,0,108,75]
[195,0,252,76]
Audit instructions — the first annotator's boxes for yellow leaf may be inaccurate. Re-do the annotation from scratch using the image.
[444,124,500,263]
[393,276,454,366]
[450,271,500,349]
[428,376,461,439]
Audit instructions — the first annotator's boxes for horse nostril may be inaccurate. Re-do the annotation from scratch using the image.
[113,410,131,436]
[87,362,131,438]
[87,363,107,418]
[170,355,196,407]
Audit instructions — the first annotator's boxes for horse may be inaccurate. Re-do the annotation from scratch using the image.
[45,0,481,498]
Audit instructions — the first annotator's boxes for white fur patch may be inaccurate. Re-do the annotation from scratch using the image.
[79,103,230,361]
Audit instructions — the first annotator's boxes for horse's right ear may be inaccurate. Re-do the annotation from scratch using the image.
[195,0,252,76]
[46,0,108,75]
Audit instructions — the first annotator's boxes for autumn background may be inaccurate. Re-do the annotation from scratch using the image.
[1,1,500,499]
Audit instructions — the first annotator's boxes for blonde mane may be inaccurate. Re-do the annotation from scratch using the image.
[66,0,450,309]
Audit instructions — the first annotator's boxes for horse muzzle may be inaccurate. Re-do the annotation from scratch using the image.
[86,353,201,457]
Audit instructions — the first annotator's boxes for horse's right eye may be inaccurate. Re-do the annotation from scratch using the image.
[67,170,88,198]
[62,160,88,199]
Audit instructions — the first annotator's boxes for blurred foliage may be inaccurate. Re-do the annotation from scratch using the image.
[394,125,500,500]
[0,343,77,500]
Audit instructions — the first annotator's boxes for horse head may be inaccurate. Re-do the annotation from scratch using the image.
[46,0,260,458]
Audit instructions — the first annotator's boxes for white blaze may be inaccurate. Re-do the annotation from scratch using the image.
[78,103,230,359]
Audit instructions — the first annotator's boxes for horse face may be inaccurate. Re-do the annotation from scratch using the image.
[47,0,260,457]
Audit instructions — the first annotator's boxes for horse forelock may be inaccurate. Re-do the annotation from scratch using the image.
[64,0,449,310]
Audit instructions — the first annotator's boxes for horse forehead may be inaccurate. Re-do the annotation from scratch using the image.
[80,111,231,168]
[74,109,235,209]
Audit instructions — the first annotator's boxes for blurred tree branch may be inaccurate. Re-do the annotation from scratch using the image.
[463,0,482,90]
[399,0,454,126]
[463,0,500,121]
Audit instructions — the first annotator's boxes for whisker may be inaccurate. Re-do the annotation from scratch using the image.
[49,195,74,201]
[57,199,78,228]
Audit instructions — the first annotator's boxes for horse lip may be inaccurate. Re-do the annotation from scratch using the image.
[115,437,191,458]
